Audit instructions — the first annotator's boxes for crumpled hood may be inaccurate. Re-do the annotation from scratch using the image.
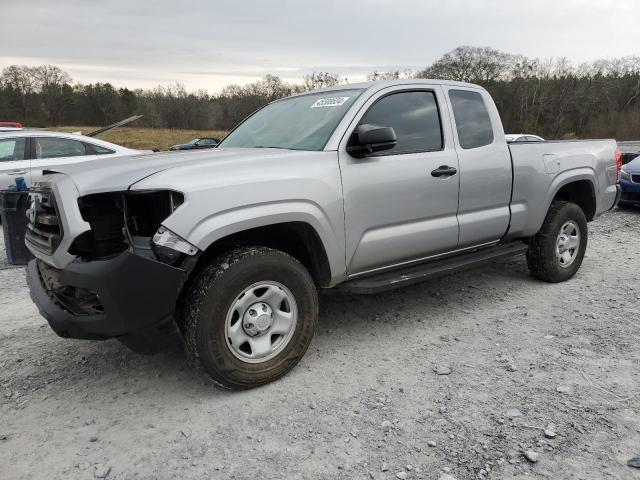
[39,148,301,196]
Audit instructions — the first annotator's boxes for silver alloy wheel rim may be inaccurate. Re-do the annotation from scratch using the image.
[224,281,298,364]
[555,220,580,268]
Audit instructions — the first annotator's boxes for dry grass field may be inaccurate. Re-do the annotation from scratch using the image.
[48,126,229,151]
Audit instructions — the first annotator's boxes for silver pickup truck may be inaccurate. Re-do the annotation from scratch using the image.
[25,80,622,389]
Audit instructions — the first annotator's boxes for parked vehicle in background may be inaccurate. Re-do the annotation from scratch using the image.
[0,131,149,190]
[621,151,639,166]
[505,134,545,143]
[25,79,621,389]
[170,137,220,151]
[619,156,640,207]
[0,121,23,132]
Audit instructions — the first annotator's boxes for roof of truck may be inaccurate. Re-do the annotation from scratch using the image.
[298,78,485,97]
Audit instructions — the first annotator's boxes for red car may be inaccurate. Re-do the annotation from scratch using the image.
[0,122,23,130]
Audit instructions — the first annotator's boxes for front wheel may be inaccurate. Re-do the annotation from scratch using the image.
[178,246,318,390]
[526,201,588,283]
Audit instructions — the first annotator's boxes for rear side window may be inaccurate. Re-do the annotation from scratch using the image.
[359,91,443,154]
[86,143,116,154]
[0,137,27,161]
[448,90,494,149]
[34,137,87,159]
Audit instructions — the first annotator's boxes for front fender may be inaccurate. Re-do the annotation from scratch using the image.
[164,200,347,283]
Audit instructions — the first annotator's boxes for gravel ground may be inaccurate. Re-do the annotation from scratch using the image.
[1,208,639,480]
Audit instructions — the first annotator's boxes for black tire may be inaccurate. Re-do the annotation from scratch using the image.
[178,246,318,390]
[526,201,588,283]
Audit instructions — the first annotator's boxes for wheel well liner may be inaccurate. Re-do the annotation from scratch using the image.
[192,222,332,287]
[552,180,596,221]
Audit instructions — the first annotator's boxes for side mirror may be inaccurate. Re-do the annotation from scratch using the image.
[347,124,397,157]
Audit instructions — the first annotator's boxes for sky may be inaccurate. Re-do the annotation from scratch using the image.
[1,0,639,93]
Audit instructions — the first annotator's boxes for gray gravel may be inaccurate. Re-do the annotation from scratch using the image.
[1,207,639,479]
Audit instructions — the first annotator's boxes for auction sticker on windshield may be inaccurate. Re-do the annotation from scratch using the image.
[311,97,350,108]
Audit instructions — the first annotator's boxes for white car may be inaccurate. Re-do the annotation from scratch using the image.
[505,133,545,143]
[0,131,149,190]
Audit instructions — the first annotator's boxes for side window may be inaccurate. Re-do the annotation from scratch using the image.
[358,91,443,154]
[0,138,27,161]
[34,137,87,159]
[526,136,541,142]
[85,143,116,154]
[448,90,494,149]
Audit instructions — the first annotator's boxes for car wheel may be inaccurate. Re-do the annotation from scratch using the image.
[178,246,318,389]
[526,201,588,283]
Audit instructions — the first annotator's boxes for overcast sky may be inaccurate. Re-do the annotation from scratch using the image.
[2,0,639,92]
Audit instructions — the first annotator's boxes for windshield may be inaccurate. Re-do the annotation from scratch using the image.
[187,138,200,144]
[219,89,364,151]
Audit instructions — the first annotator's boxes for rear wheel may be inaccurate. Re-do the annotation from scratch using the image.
[178,246,318,389]
[526,201,588,283]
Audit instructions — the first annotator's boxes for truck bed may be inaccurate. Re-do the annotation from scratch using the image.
[506,139,619,239]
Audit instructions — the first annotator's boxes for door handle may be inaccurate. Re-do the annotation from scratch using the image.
[431,165,457,177]
[8,170,28,175]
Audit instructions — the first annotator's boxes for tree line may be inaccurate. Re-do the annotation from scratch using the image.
[1,47,639,139]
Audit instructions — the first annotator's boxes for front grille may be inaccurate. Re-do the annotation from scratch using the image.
[632,174,640,184]
[25,187,62,255]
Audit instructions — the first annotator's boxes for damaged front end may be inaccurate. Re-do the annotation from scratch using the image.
[26,184,199,353]
[70,189,196,265]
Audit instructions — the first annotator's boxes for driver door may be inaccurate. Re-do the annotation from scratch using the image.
[339,86,461,275]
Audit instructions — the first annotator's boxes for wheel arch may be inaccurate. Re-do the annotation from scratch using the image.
[544,169,597,223]
[550,178,597,221]
[170,200,346,286]
[189,221,334,288]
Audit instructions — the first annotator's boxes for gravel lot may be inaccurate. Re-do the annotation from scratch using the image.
[1,208,639,480]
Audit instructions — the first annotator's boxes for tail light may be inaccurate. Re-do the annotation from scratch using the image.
[615,148,622,183]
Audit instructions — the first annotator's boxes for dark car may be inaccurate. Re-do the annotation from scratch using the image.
[620,154,640,207]
[169,137,219,151]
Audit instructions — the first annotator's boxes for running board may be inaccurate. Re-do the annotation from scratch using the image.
[336,242,528,294]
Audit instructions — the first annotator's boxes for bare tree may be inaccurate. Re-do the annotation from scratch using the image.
[302,72,345,91]
[0,65,37,120]
[31,65,72,124]
[367,70,413,81]
[416,46,520,82]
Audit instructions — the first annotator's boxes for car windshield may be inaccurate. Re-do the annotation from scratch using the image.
[187,138,200,144]
[219,89,365,151]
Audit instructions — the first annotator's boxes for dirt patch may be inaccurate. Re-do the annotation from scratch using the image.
[1,208,639,480]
